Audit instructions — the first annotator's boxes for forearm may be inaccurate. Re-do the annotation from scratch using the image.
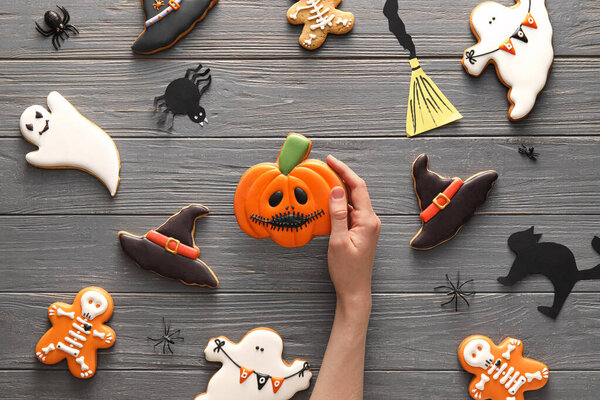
[310,297,371,400]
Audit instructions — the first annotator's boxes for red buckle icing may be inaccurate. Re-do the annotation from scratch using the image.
[145,230,200,259]
[420,179,464,223]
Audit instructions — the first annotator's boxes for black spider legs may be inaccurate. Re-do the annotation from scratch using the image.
[434,273,475,312]
[58,5,70,25]
[35,22,53,36]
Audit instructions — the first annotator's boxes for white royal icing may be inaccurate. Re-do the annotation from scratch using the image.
[463,0,553,120]
[19,92,121,196]
[196,328,312,400]
[292,0,334,31]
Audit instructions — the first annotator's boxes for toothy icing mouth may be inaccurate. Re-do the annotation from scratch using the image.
[250,209,324,231]
[40,119,50,134]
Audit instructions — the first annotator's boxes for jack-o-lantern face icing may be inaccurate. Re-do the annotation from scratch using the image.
[458,335,549,400]
[234,133,345,248]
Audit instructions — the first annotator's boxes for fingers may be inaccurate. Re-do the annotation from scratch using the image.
[327,155,373,211]
[329,186,349,240]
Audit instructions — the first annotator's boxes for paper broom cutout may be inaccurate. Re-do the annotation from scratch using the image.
[383,0,462,137]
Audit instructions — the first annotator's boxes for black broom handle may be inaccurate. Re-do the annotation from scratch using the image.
[383,0,417,59]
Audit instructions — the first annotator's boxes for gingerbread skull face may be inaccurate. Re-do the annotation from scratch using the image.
[463,338,494,369]
[80,290,109,320]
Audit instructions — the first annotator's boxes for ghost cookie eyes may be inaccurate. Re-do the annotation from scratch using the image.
[234,133,346,248]
[462,0,553,120]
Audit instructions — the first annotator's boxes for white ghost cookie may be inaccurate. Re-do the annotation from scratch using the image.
[196,328,312,400]
[19,91,121,196]
[462,0,553,121]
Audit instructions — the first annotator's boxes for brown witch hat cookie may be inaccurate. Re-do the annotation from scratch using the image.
[118,205,219,287]
[410,154,498,250]
[132,0,219,54]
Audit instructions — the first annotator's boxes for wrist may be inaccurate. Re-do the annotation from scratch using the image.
[336,292,372,321]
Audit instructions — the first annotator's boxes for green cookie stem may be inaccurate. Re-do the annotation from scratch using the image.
[277,134,311,175]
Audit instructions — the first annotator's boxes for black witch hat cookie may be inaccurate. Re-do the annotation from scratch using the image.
[410,154,498,250]
[132,0,219,54]
[118,205,219,287]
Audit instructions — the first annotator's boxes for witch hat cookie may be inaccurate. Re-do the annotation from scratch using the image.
[132,0,219,54]
[118,205,219,287]
[410,154,498,250]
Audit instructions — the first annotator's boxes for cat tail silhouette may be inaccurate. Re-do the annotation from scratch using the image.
[577,236,600,281]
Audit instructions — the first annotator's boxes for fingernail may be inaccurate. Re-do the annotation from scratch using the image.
[331,186,345,199]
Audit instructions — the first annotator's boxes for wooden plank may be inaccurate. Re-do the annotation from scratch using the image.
[0,369,592,399]
[1,59,599,138]
[1,0,597,59]
[1,293,599,371]
[2,136,600,215]
[2,214,600,293]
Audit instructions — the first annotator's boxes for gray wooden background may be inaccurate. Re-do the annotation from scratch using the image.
[1,0,599,398]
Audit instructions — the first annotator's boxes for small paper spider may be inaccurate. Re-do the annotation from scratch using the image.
[148,318,184,354]
[434,273,475,312]
[518,144,539,161]
[154,64,211,130]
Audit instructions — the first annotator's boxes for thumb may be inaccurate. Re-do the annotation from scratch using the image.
[329,186,348,238]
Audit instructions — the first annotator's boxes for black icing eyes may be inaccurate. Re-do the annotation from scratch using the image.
[269,191,283,207]
[489,17,496,24]
[35,111,43,119]
[255,346,264,352]
[294,187,308,204]
[25,123,34,131]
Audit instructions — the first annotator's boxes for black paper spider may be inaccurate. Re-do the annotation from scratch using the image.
[35,6,79,50]
[434,273,475,312]
[154,64,212,130]
[518,144,539,161]
[148,318,184,354]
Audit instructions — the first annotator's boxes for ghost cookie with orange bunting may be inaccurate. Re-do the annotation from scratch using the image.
[458,335,549,400]
[234,133,345,248]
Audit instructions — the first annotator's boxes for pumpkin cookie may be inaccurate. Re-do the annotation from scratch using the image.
[234,133,345,248]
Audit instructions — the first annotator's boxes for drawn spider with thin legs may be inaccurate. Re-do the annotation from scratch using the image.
[518,144,539,161]
[434,273,475,312]
[35,6,79,50]
[154,64,212,130]
[148,318,184,354]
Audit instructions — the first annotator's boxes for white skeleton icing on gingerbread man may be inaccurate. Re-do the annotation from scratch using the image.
[196,328,312,400]
[458,336,549,400]
[19,91,121,196]
[462,0,553,120]
[287,0,354,50]
[35,287,116,379]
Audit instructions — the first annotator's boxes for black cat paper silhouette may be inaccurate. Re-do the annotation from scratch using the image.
[498,227,600,319]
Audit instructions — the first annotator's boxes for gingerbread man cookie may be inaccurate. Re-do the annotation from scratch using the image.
[196,328,312,399]
[35,287,116,379]
[458,335,549,400]
[287,0,354,50]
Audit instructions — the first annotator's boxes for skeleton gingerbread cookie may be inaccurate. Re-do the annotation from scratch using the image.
[196,328,312,400]
[35,287,116,379]
[462,0,553,121]
[287,0,354,50]
[19,91,121,196]
[458,336,549,400]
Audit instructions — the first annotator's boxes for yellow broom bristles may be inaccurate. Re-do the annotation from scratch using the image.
[406,58,462,137]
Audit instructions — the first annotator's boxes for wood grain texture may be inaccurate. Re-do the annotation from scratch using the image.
[2,293,600,371]
[2,0,598,59]
[1,59,599,138]
[2,136,600,214]
[1,370,595,400]
[2,214,600,293]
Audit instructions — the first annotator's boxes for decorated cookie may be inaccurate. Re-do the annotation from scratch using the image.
[118,204,219,287]
[383,0,462,136]
[19,92,121,197]
[132,0,219,54]
[287,0,354,50]
[458,335,549,400]
[462,0,553,121]
[410,154,498,250]
[234,133,345,248]
[196,328,312,399]
[35,287,116,379]
[154,64,211,130]
[498,227,600,319]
